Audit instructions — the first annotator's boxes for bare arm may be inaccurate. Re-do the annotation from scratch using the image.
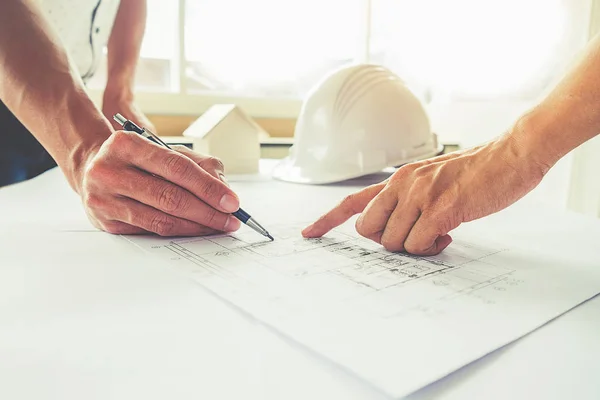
[522,33,600,169]
[102,0,154,130]
[0,0,112,192]
[303,34,600,255]
[0,0,241,237]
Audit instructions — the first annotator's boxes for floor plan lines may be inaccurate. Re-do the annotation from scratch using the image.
[125,222,600,398]
[136,225,516,322]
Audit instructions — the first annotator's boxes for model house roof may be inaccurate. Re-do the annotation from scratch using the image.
[183,104,267,140]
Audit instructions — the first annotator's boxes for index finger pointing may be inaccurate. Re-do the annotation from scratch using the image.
[302,183,385,238]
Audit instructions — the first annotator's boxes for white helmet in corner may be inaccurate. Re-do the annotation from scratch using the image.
[271,64,442,184]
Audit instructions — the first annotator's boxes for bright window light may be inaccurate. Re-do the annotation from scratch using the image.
[86,0,588,119]
[183,0,362,97]
[370,0,566,97]
[140,0,178,61]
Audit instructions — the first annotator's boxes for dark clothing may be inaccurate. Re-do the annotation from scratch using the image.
[0,101,57,187]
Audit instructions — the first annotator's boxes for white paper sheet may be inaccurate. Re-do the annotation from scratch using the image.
[125,209,600,398]
[4,166,600,400]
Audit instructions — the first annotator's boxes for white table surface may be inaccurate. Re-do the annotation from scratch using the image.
[1,163,599,400]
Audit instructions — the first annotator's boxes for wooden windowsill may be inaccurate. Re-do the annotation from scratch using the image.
[151,114,460,160]
[148,114,297,138]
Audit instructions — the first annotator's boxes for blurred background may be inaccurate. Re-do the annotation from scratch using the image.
[87,0,600,217]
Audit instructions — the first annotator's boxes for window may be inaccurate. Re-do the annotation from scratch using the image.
[84,0,597,214]
[184,0,363,98]
[370,0,569,99]
[87,0,178,91]
[136,0,178,91]
[88,0,590,123]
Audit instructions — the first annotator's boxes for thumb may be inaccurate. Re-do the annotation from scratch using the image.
[302,183,386,238]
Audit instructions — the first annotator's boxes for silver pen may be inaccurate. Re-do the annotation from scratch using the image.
[113,113,274,241]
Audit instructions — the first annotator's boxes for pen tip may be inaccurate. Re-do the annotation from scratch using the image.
[267,234,274,241]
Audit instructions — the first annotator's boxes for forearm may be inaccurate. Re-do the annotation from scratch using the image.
[105,0,147,99]
[0,0,113,191]
[517,33,600,171]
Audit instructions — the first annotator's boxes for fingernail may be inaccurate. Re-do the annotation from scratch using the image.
[424,242,437,254]
[220,194,239,212]
[302,224,314,237]
[224,216,241,231]
[218,172,230,187]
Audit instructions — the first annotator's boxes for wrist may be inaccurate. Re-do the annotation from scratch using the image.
[104,74,135,104]
[58,98,113,194]
[504,109,562,182]
[104,85,134,106]
[63,138,102,195]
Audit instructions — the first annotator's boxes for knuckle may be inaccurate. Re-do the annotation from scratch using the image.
[203,157,225,172]
[171,145,189,153]
[164,154,194,179]
[149,214,176,236]
[84,157,122,189]
[156,184,187,213]
[203,207,221,228]
[198,178,219,200]
[412,166,430,186]
[83,192,104,210]
[390,165,411,181]
[341,193,356,204]
[85,160,106,182]
[381,236,403,253]
[109,130,133,149]
[340,194,358,211]
[391,162,424,184]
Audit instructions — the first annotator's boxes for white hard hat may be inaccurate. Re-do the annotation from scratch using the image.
[271,64,443,184]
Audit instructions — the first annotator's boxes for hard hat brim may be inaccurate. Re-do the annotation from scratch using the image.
[271,143,445,185]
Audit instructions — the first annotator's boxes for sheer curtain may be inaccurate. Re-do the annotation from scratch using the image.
[567,0,600,218]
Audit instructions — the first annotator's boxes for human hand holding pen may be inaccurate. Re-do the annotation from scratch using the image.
[80,129,242,236]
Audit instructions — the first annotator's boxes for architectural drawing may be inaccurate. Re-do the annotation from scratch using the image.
[126,224,600,398]
[139,224,514,320]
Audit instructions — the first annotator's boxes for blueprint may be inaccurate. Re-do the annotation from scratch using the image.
[126,222,600,398]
